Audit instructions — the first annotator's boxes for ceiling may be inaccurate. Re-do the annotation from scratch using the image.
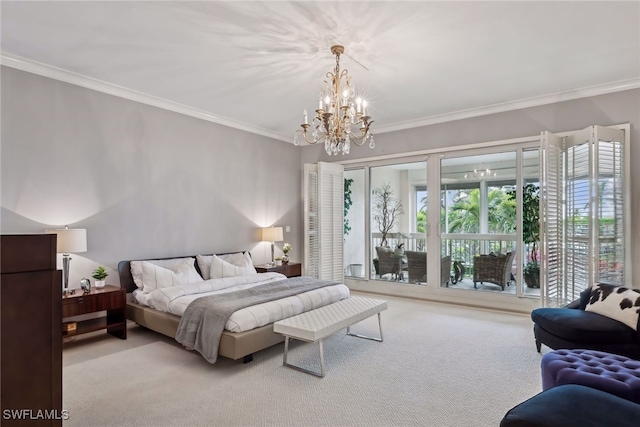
[2,1,639,143]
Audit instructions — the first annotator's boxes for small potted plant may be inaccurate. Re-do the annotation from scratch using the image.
[275,257,283,266]
[92,266,108,289]
[282,243,292,264]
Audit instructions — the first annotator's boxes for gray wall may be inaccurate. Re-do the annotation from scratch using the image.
[302,89,640,285]
[1,67,303,287]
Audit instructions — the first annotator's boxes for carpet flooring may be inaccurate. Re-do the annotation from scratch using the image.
[62,293,545,427]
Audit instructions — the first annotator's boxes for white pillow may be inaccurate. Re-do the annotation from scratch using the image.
[585,283,640,331]
[209,252,257,279]
[197,252,255,279]
[130,257,202,292]
[140,260,203,294]
[236,252,257,275]
[196,255,214,280]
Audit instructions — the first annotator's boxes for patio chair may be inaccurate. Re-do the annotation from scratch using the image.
[473,251,516,290]
[405,251,426,283]
[440,256,452,287]
[405,251,452,286]
[375,246,399,280]
[376,246,407,280]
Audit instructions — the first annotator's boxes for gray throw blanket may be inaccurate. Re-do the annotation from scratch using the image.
[175,276,340,363]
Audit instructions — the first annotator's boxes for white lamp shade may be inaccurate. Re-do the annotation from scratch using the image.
[46,228,87,253]
[262,226,283,242]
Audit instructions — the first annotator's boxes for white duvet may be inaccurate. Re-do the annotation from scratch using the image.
[133,273,350,333]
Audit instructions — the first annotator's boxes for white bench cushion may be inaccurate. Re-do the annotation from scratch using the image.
[273,296,387,342]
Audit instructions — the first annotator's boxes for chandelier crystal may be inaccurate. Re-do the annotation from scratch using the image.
[294,45,374,156]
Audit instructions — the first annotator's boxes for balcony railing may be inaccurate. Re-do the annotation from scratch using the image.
[370,232,517,280]
[371,232,426,252]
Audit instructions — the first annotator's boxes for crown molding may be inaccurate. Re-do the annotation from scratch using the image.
[374,77,640,135]
[0,52,291,143]
[3,52,638,140]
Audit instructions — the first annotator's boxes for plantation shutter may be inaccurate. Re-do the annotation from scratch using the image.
[541,131,564,307]
[565,126,626,288]
[541,125,626,307]
[595,127,626,285]
[304,162,344,281]
[564,127,593,303]
[303,164,319,278]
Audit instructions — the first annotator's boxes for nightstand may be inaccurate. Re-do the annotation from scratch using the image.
[255,262,302,278]
[62,285,126,339]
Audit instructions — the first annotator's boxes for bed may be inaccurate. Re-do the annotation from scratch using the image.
[118,252,349,363]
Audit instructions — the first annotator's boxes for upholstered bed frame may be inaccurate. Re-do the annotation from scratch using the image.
[117,253,285,363]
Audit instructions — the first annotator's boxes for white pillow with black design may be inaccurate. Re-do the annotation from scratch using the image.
[209,252,257,279]
[584,283,640,331]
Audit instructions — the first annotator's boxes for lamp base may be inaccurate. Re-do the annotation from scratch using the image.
[271,242,275,265]
[61,254,77,296]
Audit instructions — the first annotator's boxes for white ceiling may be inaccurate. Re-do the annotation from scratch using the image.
[2,1,639,143]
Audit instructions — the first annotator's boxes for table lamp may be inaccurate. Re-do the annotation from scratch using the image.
[262,226,283,266]
[46,226,87,295]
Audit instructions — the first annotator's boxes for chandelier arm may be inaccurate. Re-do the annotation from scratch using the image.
[346,132,369,146]
[296,128,326,145]
[346,120,374,144]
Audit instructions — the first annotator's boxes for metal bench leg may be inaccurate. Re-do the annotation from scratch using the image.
[283,336,290,366]
[346,312,384,342]
[282,336,326,378]
[318,340,325,378]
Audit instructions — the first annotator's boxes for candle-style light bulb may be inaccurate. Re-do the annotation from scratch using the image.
[303,109,308,124]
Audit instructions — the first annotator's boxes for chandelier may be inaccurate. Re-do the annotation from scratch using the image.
[294,45,374,156]
[464,167,497,180]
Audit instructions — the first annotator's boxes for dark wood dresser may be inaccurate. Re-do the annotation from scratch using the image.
[1,234,63,426]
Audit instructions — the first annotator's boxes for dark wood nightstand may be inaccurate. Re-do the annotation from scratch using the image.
[62,285,126,339]
[255,262,302,278]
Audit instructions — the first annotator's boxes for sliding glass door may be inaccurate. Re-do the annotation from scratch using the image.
[344,147,541,298]
[339,144,544,309]
[440,152,520,293]
[369,161,427,283]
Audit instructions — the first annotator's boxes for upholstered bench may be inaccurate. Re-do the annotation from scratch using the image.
[273,296,387,377]
[541,349,640,404]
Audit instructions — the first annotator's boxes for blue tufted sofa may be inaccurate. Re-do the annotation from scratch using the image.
[530,288,640,359]
[500,384,640,427]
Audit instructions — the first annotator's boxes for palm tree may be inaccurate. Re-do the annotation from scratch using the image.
[447,188,516,234]
[448,190,480,233]
[489,189,517,234]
